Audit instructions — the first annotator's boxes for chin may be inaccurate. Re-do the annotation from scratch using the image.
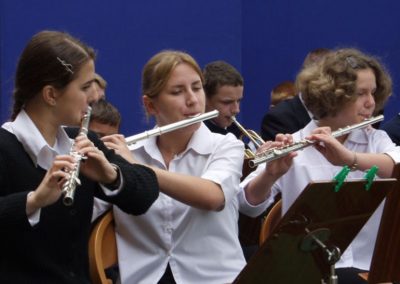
[69,118,82,127]
[224,121,234,128]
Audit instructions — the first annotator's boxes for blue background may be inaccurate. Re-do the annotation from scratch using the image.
[1,0,399,135]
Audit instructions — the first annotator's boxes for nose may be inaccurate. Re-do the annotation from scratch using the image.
[365,92,375,109]
[231,101,240,115]
[186,89,199,106]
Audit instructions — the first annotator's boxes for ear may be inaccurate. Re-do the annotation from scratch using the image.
[42,85,59,106]
[142,95,158,115]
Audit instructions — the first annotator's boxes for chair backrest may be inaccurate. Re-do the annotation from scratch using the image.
[238,158,264,247]
[88,210,118,284]
[259,199,282,246]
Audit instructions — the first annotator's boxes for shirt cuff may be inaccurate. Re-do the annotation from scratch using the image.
[27,192,41,226]
[238,187,274,218]
[100,164,124,196]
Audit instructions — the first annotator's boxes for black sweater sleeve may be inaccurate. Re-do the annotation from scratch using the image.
[68,128,159,215]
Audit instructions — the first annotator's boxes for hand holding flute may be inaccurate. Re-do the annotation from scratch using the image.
[101,110,219,163]
[250,115,384,168]
[61,107,120,206]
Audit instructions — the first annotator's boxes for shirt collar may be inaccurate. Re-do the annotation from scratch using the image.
[138,122,214,158]
[298,92,314,119]
[2,110,73,169]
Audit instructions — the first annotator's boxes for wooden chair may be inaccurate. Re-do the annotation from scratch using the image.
[238,158,265,247]
[88,210,118,284]
[259,199,282,246]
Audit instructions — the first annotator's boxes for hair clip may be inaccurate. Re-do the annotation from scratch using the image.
[345,56,359,69]
[57,57,74,74]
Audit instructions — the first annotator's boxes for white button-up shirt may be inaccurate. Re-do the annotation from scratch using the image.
[2,110,73,170]
[241,119,400,270]
[114,123,246,284]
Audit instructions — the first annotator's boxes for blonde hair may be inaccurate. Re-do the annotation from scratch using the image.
[142,50,203,100]
[296,48,392,119]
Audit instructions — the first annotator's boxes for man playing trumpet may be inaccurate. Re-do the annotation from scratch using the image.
[203,60,244,138]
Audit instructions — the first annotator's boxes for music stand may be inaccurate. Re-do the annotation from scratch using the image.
[365,164,400,284]
[233,177,397,284]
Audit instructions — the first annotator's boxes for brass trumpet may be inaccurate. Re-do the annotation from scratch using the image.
[230,116,264,159]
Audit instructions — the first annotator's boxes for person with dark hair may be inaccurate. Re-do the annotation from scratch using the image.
[203,60,244,138]
[242,48,400,283]
[260,48,332,141]
[0,30,158,283]
[89,98,121,137]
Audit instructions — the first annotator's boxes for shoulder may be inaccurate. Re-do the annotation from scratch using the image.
[197,124,244,152]
[0,129,26,163]
[381,114,400,131]
[368,128,395,142]
[204,120,229,135]
[0,128,20,147]
[270,96,302,112]
[263,97,306,121]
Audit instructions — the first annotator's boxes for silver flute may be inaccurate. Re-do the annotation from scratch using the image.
[249,115,384,168]
[62,106,92,206]
[126,110,219,148]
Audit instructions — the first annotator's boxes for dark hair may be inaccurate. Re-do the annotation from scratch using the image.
[11,30,96,120]
[90,99,121,127]
[296,48,392,119]
[203,60,243,98]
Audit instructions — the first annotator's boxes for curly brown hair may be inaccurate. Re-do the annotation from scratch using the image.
[296,48,392,119]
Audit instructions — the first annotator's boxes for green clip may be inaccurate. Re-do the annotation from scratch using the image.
[364,165,378,191]
[333,166,351,192]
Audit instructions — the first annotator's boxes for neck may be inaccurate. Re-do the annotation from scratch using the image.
[317,117,348,144]
[25,104,58,146]
[158,131,192,154]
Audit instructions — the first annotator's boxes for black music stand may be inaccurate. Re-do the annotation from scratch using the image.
[233,176,397,284]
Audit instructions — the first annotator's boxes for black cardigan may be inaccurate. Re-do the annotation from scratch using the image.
[0,128,159,283]
[260,95,311,141]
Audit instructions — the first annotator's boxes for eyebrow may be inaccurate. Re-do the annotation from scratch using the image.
[169,80,202,88]
[81,78,96,87]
